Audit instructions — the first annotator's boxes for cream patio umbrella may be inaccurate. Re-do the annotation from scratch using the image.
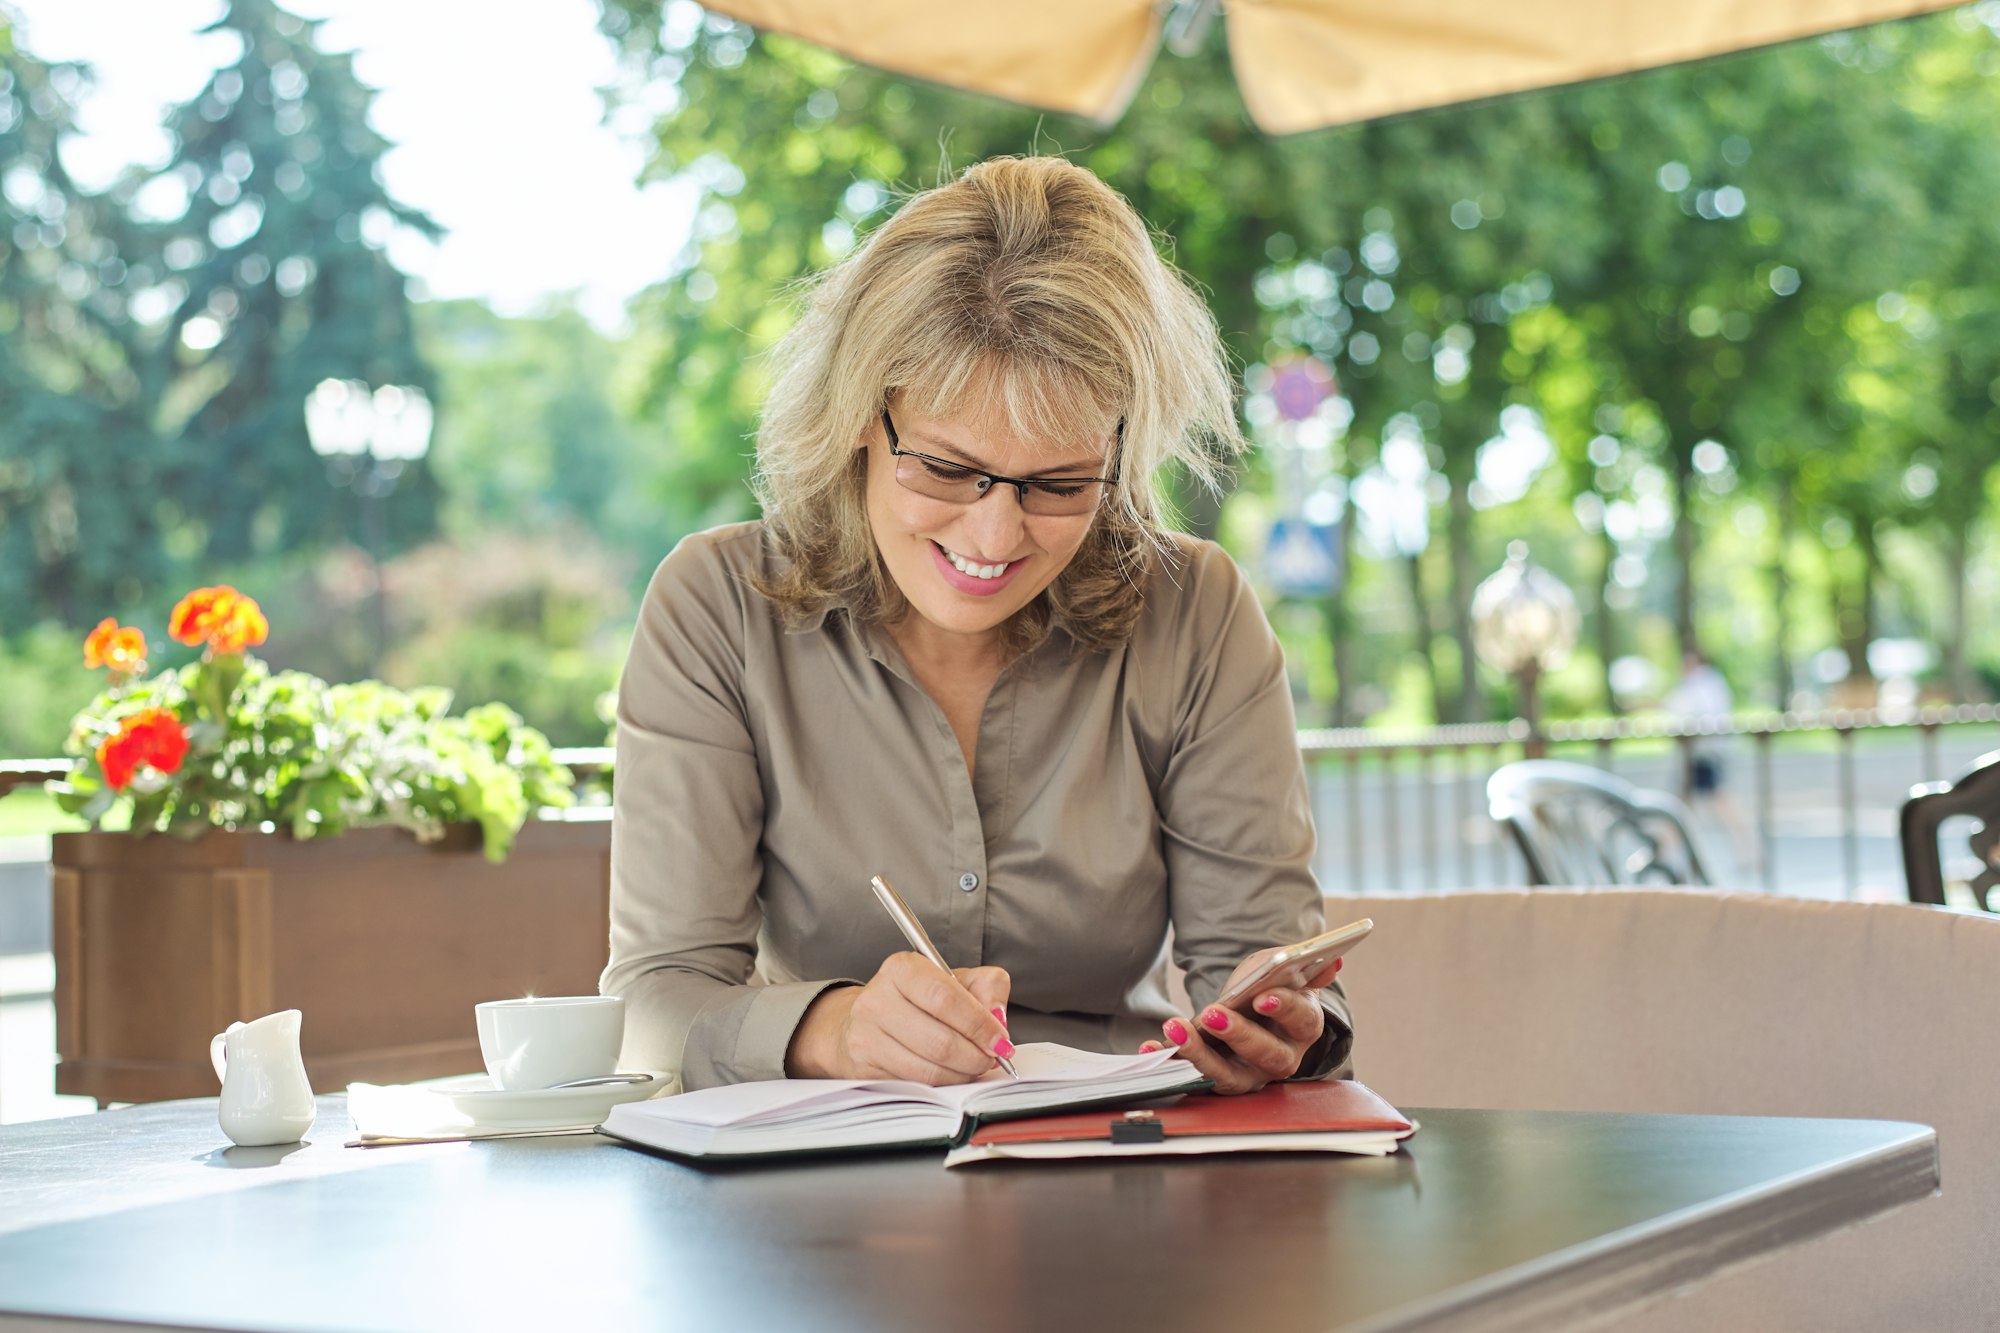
[690,0,1966,134]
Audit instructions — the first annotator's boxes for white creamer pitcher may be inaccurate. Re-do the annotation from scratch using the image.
[209,1009,316,1146]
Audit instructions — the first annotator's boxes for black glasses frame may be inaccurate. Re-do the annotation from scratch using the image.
[879,409,1120,511]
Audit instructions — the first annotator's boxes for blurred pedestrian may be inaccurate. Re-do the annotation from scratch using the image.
[1664,651,1760,877]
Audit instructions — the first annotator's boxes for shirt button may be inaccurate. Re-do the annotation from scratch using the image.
[958,872,980,892]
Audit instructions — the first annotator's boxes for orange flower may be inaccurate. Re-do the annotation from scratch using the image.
[93,707,189,792]
[96,730,143,791]
[127,709,190,774]
[83,618,148,674]
[169,586,269,656]
[167,590,211,645]
[206,592,269,655]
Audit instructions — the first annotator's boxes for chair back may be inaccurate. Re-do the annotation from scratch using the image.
[1326,888,1999,1332]
[1487,758,1712,886]
[1899,747,2000,909]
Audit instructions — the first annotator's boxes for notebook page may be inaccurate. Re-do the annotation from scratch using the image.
[613,1107,959,1158]
[1006,1044,1184,1081]
[937,1043,1194,1114]
[626,1078,949,1129]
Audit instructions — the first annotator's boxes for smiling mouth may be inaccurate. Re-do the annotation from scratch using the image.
[936,543,1017,581]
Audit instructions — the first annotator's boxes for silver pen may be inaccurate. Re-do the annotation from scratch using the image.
[869,875,1019,1079]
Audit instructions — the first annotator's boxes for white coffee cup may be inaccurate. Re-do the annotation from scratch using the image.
[475,995,625,1092]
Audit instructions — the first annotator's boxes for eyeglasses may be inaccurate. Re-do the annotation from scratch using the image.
[880,410,1119,518]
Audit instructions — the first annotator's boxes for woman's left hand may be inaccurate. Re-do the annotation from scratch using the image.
[1139,953,1341,1095]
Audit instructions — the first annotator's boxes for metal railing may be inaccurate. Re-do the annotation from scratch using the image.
[8,709,1999,901]
[0,749,616,804]
[0,761,64,802]
[1300,704,2000,900]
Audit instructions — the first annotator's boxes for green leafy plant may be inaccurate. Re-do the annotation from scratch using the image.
[52,586,572,862]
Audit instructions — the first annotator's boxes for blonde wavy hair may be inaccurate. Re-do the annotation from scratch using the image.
[751,155,1245,653]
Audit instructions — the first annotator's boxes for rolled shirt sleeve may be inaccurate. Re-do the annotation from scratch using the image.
[1151,547,1354,1080]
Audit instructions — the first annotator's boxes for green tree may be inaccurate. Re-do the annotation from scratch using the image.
[0,23,162,626]
[1483,25,1968,713]
[417,296,662,581]
[1927,295,2000,701]
[146,0,441,568]
[1315,102,1603,721]
[1893,17,2000,702]
[1710,15,2000,701]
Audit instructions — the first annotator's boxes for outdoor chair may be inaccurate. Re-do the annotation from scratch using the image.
[1899,747,2000,910]
[1487,759,1712,887]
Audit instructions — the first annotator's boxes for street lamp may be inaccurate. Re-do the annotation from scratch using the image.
[303,378,434,667]
[1470,541,1578,756]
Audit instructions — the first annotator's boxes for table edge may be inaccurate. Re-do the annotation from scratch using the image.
[1348,1120,1939,1333]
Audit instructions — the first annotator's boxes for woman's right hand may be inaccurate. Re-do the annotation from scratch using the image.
[786,954,1013,1084]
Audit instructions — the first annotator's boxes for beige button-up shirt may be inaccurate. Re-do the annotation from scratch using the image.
[604,521,1353,1089]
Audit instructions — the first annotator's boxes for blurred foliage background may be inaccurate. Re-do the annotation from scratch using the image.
[3,0,2000,755]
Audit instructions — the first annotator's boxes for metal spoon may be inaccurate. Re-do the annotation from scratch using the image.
[547,1072,654,1090]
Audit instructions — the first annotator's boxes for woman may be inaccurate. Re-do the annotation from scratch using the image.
[605,156,1352,1094]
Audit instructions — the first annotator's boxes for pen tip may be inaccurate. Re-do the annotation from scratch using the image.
[997,1056,1020,1079]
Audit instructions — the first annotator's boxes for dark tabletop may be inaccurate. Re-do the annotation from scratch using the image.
[0,1096,1936,1333]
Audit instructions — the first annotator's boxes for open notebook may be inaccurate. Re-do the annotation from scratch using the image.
[599,1043,1208,1160]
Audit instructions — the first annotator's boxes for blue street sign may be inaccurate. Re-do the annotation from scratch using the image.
[1266,518,1343,597]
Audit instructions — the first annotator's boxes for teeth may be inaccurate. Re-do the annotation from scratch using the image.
[944,547,1010,580]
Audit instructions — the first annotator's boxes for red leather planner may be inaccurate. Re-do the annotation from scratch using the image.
[946,1080,1415,1166]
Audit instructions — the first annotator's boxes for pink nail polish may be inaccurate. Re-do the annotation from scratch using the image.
[1139,1041,1162,1053]
[1163,1018,1189,1045]
[1202,1009,1229,1032]
[993,1037,1016,1059]
[1255,994,1281,1015]
[991,1006,1007,1025]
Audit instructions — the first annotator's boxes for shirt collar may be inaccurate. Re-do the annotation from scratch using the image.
[785,603,836,635]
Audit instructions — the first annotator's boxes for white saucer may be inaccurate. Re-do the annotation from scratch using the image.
[421,1071,675,1130]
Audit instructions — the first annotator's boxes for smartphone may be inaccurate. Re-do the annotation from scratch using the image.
[1216,918,1373,1011]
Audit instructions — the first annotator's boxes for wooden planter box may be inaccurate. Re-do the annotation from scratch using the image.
[51,816,612,1105]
